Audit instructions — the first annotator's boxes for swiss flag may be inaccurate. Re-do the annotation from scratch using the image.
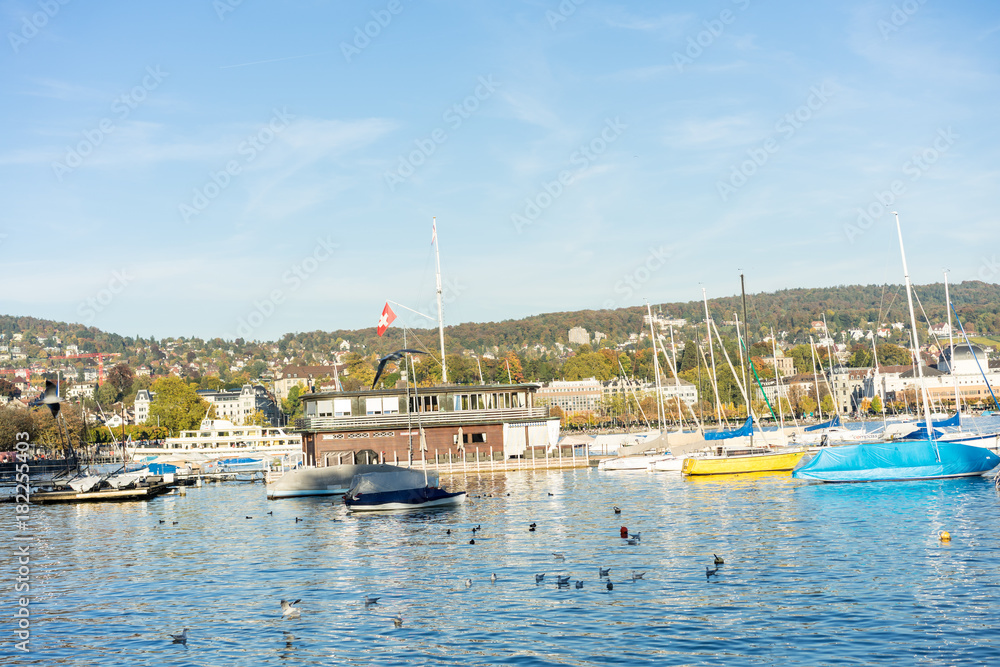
[377,303,396,337]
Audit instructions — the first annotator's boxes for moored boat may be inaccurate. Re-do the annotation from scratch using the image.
[343,469,465,511]
[792,440,1000,482]
[682,449,808,476]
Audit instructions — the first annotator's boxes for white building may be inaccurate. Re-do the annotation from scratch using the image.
[536,378,603,414]
[135,389,153,424]
[196,384,280,425]
[568,327,590,346]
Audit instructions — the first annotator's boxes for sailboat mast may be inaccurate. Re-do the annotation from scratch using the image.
[944,270,961,419]
[432,217,448,383]
[809,336,824,421]
[645,302,665,430]
[702,288,723,425]
[770,328,785,431]
[740,274,752,446]
[894,212,937,454]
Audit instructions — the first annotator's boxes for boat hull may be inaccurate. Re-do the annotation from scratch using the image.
[344,488,466,512]
[792,441,1000,482]
[682,451,807,476]
[267,463,409,499]
[599,454,677,471]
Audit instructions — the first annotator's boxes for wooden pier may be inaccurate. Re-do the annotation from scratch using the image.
[27,481,173,504]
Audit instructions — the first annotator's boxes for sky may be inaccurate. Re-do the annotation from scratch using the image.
[2,0,999,342]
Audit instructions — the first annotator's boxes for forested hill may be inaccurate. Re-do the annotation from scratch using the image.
[3,281,1000,359]
[361,281,1000,352]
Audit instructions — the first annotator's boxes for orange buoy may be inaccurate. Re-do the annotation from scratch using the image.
[620,526,628,538]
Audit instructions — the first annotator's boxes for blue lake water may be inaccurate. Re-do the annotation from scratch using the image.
[4,468,1000,666]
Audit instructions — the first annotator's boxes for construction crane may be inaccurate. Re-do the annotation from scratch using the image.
[46,352,122,386]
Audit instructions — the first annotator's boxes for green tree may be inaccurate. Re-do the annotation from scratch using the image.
[147,377,210,436]
[563,352,613,381]
[870,394,883,414]
[876,343,911,366]
[246,409,270,426]
[282,384,305,419]
[821,395,835,415]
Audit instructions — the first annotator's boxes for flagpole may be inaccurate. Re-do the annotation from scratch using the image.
[432,217,448,383]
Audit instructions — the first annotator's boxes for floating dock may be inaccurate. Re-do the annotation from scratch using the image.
[27,481,173,504]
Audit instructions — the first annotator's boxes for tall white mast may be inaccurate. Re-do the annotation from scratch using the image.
[645,302,665,431]
[432,217,448,383]
[702,288,724,425]
[894,212,937,456]
[944,270,961,419]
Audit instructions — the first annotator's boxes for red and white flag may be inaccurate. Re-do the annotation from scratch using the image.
[377,302,396,337]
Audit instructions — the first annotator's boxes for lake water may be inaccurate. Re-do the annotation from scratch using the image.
[4,467,1000,666]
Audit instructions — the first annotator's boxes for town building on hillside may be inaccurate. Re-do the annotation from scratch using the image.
[197,384,280,426]
[761,349,794,377]
[568,327,590,346]
[67,383,95,399]
[603,377,699,407]
[274,365,343,400]
[536,378,603,415]
[135,389,153,424]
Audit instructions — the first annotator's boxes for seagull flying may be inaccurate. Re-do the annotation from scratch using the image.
[280,599,301,619]
[372,349,425,389]
[169,628,188,644]
[39,380,63,419]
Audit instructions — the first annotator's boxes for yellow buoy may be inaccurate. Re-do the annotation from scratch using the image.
[939,531,951,542]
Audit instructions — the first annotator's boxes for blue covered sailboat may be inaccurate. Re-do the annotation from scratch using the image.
[793,212,1000,483]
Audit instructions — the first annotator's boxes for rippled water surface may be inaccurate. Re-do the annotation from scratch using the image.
[4,468,1000,666]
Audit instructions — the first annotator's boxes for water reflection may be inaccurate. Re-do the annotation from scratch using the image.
[2,468,999,665]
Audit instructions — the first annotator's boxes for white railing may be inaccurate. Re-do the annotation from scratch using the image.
[295,407,551,431]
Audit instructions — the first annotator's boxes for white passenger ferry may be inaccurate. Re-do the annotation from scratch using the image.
[130,419,302,462]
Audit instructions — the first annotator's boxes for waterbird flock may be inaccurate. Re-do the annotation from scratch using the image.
[165,498,732,645]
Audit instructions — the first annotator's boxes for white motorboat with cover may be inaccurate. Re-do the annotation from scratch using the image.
[343,468,465,511]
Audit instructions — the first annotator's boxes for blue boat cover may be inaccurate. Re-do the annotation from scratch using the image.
[148,463,178,475]
[916,412,960,428]
[792,441,1000,482]
[704,416,753,441]
[900,427,943,440]
[804,415,841,432]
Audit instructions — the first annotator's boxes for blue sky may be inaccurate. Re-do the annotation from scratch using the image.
[2,0,999,341]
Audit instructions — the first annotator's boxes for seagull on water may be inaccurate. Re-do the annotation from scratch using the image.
[613,506,621,514]
[575,580,584,589]
[363,595,381,606]
[280,599,301,619]
[556,575,571,586]
[535,574,545,583]
[372,349,425,389]
[552,552,565,560]
[491,573,497,583]
[626,538,639,546]
[606,582,614,591]
[599,567,611,577]
[631,571,646,582]
[706,566,719,579]
[465,578,473,587]
[393,614,403,628]
[169,628,188,644]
